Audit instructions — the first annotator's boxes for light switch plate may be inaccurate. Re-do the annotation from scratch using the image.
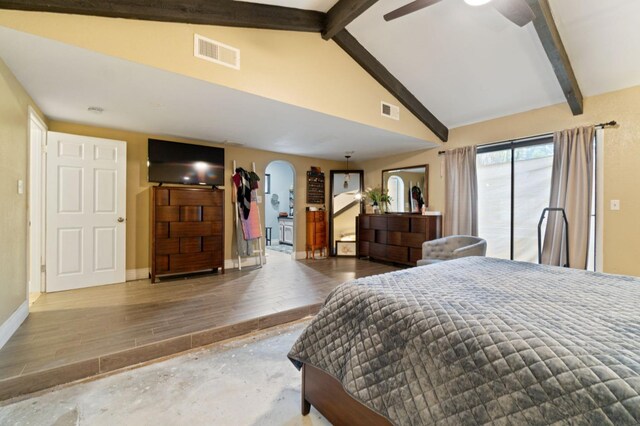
[610,199,620,211]
[17,179,24,195]
[256,195,262,204]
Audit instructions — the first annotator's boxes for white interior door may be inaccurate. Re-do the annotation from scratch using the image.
[46,132,126,292]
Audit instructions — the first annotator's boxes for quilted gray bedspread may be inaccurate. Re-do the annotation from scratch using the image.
[288,257,640,425]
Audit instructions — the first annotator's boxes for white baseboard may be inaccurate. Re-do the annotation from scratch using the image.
[295,251,307,260]
[126,268,150,281]
[0,300,28,350]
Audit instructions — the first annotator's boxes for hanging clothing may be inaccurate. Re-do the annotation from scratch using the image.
[235,206,253,256]
[240,191,263,240]
[233,168,262,219]
[248,171,261,190]
[233,168,252,219]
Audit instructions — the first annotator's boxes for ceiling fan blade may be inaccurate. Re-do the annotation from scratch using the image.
[491,0,535,27]
[383,0,443,22]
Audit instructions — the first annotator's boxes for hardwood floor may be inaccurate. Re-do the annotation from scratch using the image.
[0,253,399,401]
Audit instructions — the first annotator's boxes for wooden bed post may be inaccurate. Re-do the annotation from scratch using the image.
[301,364,311,415]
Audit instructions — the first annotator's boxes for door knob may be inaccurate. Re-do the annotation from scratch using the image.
[117,217,125,223]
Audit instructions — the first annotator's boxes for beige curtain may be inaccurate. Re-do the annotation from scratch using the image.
[542,126,594,269]
[444,146,478,236]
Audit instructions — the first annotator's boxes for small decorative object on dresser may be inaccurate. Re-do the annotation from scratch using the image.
[151,186,224,282]
[364,186,391,214]
[306,209,327,259]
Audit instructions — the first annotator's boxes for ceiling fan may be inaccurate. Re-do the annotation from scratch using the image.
[383,0,536,27]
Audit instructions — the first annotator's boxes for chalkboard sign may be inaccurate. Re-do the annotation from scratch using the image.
[306,171,325,204]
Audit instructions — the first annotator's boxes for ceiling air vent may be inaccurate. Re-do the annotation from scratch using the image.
[194,34,240,70]
[381,101,400,120]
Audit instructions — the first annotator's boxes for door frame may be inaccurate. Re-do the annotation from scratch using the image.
[28,106,47,295]
[329,170,364,256]
[264,160,297,260]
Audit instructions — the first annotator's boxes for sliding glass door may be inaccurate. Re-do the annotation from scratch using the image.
[477,149,511,259]
[513,143,554,262]
[477,137,554,261]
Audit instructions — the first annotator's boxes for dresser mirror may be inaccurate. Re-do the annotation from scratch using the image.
[382,165,428,213]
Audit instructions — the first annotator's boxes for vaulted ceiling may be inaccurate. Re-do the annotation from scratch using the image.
[347,0,640,127]
[241,0,640,128]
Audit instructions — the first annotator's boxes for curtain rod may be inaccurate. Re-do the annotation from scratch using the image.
[437,120,617,155]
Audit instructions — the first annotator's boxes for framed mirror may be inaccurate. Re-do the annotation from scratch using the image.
[382,165,428,213]
[329,170,364,256]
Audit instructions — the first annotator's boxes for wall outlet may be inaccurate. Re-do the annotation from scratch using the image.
[610,199,620,211]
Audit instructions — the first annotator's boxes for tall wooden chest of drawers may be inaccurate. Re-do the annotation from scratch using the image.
[357,214,442,266]
[151,186,224,282]
[306,210,327,259]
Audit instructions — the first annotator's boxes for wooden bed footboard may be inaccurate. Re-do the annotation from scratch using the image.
[301,363,392,426]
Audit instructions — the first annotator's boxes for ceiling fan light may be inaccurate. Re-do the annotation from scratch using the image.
[464,0,492,6]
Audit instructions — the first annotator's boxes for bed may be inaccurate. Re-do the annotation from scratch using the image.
[288,257,640,425]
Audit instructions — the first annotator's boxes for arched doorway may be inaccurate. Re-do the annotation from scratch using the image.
[264,160,296,261]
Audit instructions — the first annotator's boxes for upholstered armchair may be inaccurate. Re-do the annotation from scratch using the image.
[416,236,487,266]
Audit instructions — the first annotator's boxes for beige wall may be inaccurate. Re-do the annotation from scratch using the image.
[0,10,437,143]
[358,86,640,276]
[48,121,343,272]
[0,59,45,324]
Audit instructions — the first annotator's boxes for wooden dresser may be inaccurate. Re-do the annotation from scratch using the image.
[357,214,442,266]
[151,186,224,282]
[306,210,327,259]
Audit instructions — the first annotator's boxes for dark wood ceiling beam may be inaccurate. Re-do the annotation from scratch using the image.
[333,30,448,142]
[0,0,325,32]
[526,0,583,115]
[322,0,378,40]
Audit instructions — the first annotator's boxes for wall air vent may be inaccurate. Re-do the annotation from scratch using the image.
[381,101,400,120]
[194,34,240,70]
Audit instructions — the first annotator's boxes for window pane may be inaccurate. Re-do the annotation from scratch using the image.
[513,144,554,262]
[477,150,512,259]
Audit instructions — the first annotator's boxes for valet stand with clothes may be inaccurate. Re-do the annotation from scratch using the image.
[232,161,264,270]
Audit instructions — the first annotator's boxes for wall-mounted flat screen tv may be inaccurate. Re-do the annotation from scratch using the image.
[148,139,225,186]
